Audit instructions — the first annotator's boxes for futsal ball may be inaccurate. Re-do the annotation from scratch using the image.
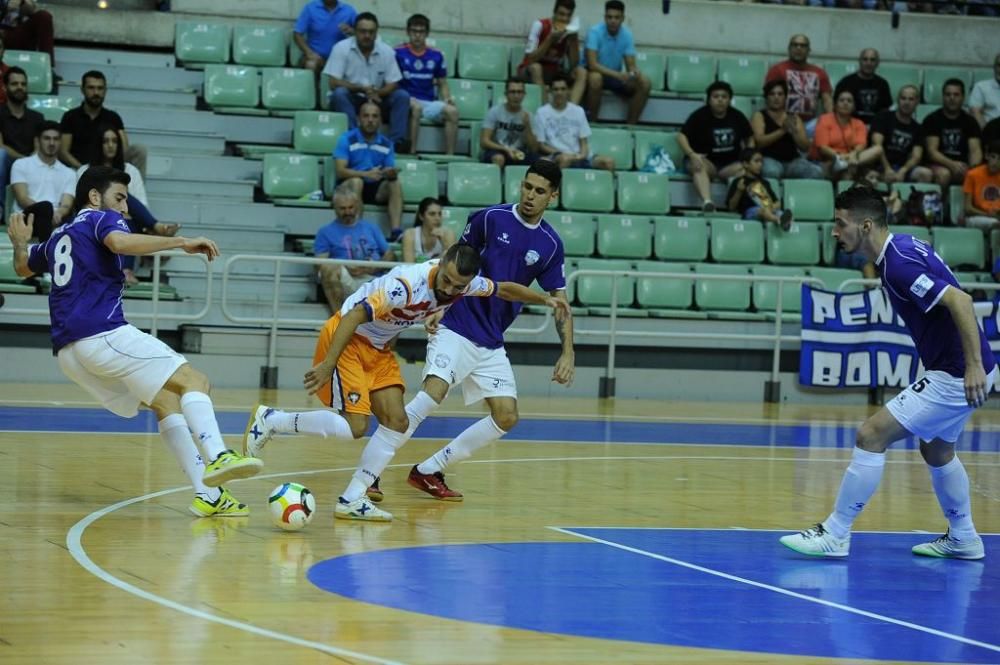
[268,483,316,531]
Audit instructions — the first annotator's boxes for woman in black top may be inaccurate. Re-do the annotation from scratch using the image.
[751,79,823,180]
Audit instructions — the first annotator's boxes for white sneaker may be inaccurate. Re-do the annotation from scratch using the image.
[912,530,984,560]
[335,496,393,522]
[779,523,850,557]
[242,404,277,458]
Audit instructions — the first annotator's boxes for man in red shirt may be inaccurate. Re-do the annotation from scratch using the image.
[517,0,586,104]
[764,34,832,124]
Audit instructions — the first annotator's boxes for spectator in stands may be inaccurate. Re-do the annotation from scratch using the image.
[78,125,178,285]
[533,73,615,171]
[480,78,541,169]
[293,0,356,75]
[315,185,395,314]
[835,48,891,125]
[812,88,882,181]
[984,116,1000,147]
[395,14,458,156]
[518,0,587,105]
[401,197,456,263]
[870,84,933,184]
[923,78,983,188]
[0,37,11,104]
[751,79,823,180]
[58,70,147,177]
[969,53,1000,127]
[0,1,55,78]
[678,81,753,212]
[324,12,410,153]
[0,65,42,213]
[581,0,651,125]
[10,120,73,241]
[764,34,832,127]
[333,100,403,240]
[962,140,1000,230]
[726,148,793,230]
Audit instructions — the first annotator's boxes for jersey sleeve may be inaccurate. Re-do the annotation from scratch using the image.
[459,207,488,250]
[433,50,448,79]
[883,252,949,313]
[26,241,48,274]
[364,276,411,321]
[95,212,132,241]
[525,19,543,53]
[536,236,567,292]
[463,276,496,297]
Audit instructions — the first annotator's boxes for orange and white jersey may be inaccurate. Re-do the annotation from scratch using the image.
[340,260,495,349]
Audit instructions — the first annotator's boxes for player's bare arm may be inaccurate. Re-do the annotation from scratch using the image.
[496,281,571,321]
[939,287,988,407]
[551,289,575,385]
[303,304,368,394]
[7,212,36,277]
[103,232,220,260]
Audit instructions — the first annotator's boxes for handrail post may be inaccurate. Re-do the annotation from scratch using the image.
[763,277,784,403]
[150,254,161,337]
[600,272,620,398]
[261,261,282,389]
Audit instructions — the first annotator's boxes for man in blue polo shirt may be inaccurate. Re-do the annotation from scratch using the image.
[333,100,403,239]
[293,0,356,74]
[582,0,650,125]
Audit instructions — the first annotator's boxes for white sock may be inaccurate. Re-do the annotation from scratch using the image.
[180,391,227,460]
[928,456,977,539]
[417,415,506,475]
[403,391,439,438]
[159,414,220,501]
[270,409,353,439]
[824,447,885,539]
[341,425,409,502]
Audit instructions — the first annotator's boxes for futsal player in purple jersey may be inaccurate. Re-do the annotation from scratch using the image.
[6,165,263,517]
[781,187,997,560]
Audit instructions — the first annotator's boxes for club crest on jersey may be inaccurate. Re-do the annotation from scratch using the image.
[524,250,540,265]
[347,392,361,405]
[497,232,510,244]
[434,354,450,368]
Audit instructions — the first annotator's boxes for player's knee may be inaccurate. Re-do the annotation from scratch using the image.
[444,106,458,122]
[587,71,603,87]
[919,440,955,467]
[855,422,887,453]
[382,412,409,434]
[491,153,507,167]
[491,409,518,432]
[347,419,368,439]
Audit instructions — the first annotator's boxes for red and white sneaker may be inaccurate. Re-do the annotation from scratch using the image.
[407,465,463,501]
[366,476,384,503]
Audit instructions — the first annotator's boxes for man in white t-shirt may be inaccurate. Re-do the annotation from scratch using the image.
[969,53,1000,128]
[532,73,614,171]
[10,120,75,241]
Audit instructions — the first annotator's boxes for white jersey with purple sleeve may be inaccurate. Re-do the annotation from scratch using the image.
[877,233,996,377]
[26,208,131,352]
[440,204,565,349]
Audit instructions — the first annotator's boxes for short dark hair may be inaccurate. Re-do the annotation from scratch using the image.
[833,85,855,103]
[36,120,60,138]
[706,80,733,101]
[986,140,1000,157]
[554,0,576,11]
[73,165,131,214]
[834,186,888,229]
[942,78,965,95]
[762,78,787,97]
[605,0,625,13]
[81,70,107,86]
[550,72,571,88]
[527,159,562,191]
[406,13,429,31]
[414,196,441,227]
[355,12,378,27]
[443,243,481,276]
[3,65,26,86]
[739,147,761,163]
[505,77,525,92]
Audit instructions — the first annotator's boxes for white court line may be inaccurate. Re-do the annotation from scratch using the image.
[549,526,1000,655]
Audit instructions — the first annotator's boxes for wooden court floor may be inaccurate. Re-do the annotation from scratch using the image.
[1,382,998,665]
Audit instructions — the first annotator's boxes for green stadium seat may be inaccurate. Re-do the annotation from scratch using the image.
[915,104,936,123]
[717,56,768,96]
[574,258,641,314]
[819,222,838,265]
[397,159,440,203]
[203,65,260,109]
[589,127,633,170]
[441,206,473,238]
[922,67,972,105]
[729,96,755,120]
[653,216,709,262]
[693,263,753,314]
[426,36,457,72]
[634,52,666,91]
[635,260,704,318]
[822,60,858,87]
[893,224,932,244]
[596,215,652,259]
[633,130,686,175]
[447,162,501,206]
[288,39,303,68]
[262,153,319,199]
[710,218,764,263]
[973,68,995,86]
[807,266,865,292]
[751,265,806,316]
[458,42,509,80]
[175,22,231,65]
[6,51,51,94]
[560,169,614,212]
[504,165,529,203]
[949,184,964,225]
[617,172,670,215]
[766,223,820,266]
[449,79,491,120]
[27,95,76,122]
[551,212,595,257]
[891,182,941,200]
[783,179,834,222]
[261,67,315,110]
[293,111,348,154]
[879,63,921,98]
[952,271,982,289]
[0,254,35,292]
[232,25,286,66]
[932,227,985,269]
[667,54,717,96]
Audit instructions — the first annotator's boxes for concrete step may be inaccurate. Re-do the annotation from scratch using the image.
[106,87,197,109]
[185,224,286,253]
[169,273,315,303]
[169,253,314,277]
[56,62,202,92]
[130,128,226,154]
[118,105,293,144]
[145,176,256,200]
[147,153,262,181]
[56,45,177,70]
[182,326,321,357]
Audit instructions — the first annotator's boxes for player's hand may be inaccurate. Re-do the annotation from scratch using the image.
[424,309,445,335]
[6,212,34,244]
[544,296,572,323]
[552,351,575,386]
[304,359,334,395]
[367,167,384,181]
[181,236,220,260]
[964,364,988,408]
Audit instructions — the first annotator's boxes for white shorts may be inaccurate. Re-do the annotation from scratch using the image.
[57,324,187,418]
[414,99,447,123]
[886,366,998,443]
[422,327,517,406]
